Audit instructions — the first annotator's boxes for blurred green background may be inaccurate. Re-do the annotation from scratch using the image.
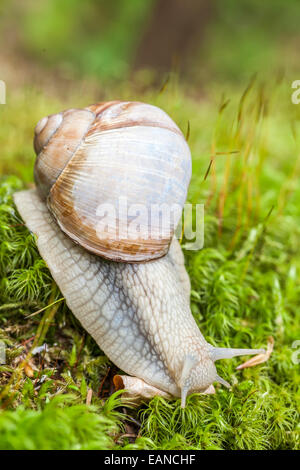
[0,0,299,86]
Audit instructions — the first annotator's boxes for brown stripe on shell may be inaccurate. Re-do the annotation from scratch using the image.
[86,101,121,115]
[86,101,184,137]
[34,108,95,200]
[48,177,171,263]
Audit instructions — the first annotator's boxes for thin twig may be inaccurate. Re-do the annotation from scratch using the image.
[25,297,65,318]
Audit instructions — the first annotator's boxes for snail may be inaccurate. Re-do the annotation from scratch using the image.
[13,101,265,407]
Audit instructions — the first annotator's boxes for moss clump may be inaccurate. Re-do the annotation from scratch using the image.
[0,79,299,449]
[0,394,124,450]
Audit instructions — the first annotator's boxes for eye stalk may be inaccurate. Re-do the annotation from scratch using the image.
[179,345,265,408]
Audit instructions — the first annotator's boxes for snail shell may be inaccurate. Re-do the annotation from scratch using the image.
[34,101,192,263]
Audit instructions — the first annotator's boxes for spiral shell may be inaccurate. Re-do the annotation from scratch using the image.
[33,101,192,262]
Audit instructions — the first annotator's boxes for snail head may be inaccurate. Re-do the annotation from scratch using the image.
[179,345,265,407]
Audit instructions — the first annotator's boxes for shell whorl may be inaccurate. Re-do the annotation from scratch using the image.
[34,108,95,199]
[33,101,192,263]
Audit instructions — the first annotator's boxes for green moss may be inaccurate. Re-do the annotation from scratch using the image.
[0,79,299,449]
[0,394,123,450]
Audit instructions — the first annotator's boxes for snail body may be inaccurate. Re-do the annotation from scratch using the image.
[14,102,264,406]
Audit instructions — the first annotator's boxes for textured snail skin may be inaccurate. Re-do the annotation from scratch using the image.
[14,190,265,406]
